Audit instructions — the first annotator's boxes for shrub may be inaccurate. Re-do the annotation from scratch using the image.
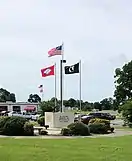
[24,122,34,136]
[61,128,71,136]
[67,122,90,136]
[128,123,132,128]
[29,121,38,126]
[89,123,109,134]
[39,129,48,135]
[3,116,27,136]
[89,118,110,126]
[37,116,45,126]
[0,116,10,133]
[88,118,112,134]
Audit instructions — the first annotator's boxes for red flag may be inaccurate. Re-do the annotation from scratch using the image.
[41,65,54,77]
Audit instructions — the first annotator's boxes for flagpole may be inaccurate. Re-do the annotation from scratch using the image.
[41,91,44,102]
[60,43,63,112]
[40,85,44,102]
[79,60,82,111]
[62,43,64,112]
[60,42,65,112]
[55,63,57,107]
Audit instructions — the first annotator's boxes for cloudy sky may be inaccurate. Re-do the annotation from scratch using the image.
[0,0,132,102]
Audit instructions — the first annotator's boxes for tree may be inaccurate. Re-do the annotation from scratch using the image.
[63,100,70,107]
[39,98,60,115]
[114,60,132,105]
[112,99,118,111]
[68,98,76,107]
[0,88,16,102]
[82,101,93,111]
[28,94,41,103]
[93,102,102,111]
[40,101,54,115]
[100,98,114,110]
[10,93,16,102]
[119,100,132,125]
[50,97,57,103]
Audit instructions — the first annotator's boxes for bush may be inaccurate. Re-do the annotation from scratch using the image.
[0,117,10,133]
[128,123,132,128]
[67,122,90,136]
[39,129,48,135]
[37,116,45,126]
[89,123,109,134]
[61,128,71,136]
[3,116,27,136]
[29,121,38,126]
[89,118,110,126]
[24,122,34,136]
[89,118,111,134]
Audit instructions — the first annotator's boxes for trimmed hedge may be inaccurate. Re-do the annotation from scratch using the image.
[88,118,114,134]
[67,122,90,136]
[89,123,108,134]
[24,122,34,136]
[89,118,110,125]
[0,117,36,136]
[61,128,71,136]
[3,116,27,136]
[0,117,10,134]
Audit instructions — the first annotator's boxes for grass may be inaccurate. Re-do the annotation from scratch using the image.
[0,136,132,161]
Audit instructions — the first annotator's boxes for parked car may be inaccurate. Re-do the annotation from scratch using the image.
[30,112,40,121]
[81,115,92,125]
[74,114,86,122]
[88,112,116,120]
[8,111,32,119]
[0,111,9,116]
[8,111,40,120]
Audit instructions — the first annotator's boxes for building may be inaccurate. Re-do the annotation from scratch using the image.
[0,101,39,112]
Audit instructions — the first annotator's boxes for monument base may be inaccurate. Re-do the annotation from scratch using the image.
[45,112,74,128]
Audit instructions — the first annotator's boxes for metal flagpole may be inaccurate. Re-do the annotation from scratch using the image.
[79,60,82,111]
[60,59,62,112]
[60,43,63,112]
[41,86,44,102]
[54,63,57,107]
[60,42,66,112]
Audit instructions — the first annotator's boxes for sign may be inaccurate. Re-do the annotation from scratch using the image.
[59,115,69,122]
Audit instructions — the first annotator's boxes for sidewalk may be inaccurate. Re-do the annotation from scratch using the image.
[0,129,132,139]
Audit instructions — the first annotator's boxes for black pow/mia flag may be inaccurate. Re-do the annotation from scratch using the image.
[64,62,79,74]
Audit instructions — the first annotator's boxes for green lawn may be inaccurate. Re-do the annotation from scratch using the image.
[0,136,132,161]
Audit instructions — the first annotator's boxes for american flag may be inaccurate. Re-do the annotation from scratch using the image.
[48,44,63,57]
[38,85,43,93]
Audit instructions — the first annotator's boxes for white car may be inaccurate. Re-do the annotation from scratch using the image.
[30,113,40,121]
[8,111,31,119]
[8,111,40,120]
[8,111,20,117]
